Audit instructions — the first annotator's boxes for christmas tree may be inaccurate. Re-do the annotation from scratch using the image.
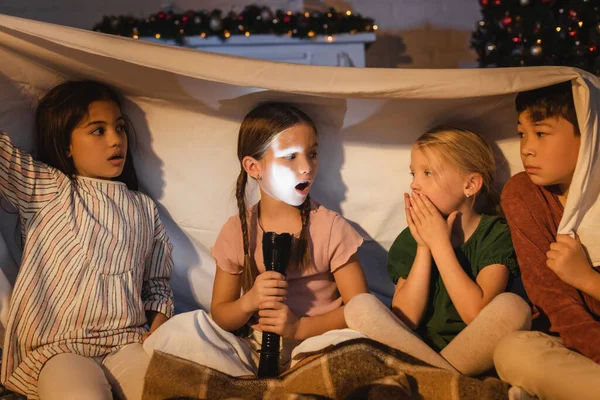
[471,0,600,74]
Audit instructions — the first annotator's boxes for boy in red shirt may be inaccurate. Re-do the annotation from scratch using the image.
[495,82,600,400]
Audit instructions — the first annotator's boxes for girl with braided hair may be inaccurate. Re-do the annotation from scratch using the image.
[144,102,368,376]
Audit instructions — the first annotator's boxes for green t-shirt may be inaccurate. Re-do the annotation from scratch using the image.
[387,214,520,352]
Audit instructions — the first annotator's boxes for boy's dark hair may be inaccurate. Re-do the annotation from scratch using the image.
[35,80,138,190]
[515,81,580,135]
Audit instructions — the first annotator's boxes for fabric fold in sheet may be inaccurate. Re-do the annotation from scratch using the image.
[0,14,598,317]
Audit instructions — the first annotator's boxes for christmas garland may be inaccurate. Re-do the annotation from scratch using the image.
[93,4,377,44]
[471,0,600,74]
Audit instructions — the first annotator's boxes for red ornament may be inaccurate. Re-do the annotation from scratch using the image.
[283,16,291,23]
[480,0,489,5]
[590,45,597,53]
[502,15,513,27]
[494,0,501,5]
[569,30,577,37]
[157,12,166,19]
[512,36,521,43]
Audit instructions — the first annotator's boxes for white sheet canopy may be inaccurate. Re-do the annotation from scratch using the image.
[0,14,598,316]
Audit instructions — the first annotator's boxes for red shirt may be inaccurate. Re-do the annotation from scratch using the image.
[502,172,600,363]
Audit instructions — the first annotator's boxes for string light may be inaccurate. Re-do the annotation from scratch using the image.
[93,5,377,41]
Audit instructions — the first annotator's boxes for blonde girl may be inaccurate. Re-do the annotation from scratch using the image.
[345,126,531,376]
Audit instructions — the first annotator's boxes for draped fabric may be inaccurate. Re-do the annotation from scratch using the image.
[0,14,598,319]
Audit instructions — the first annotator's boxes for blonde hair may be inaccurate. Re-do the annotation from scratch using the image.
[415,126,501,215]
[236,102,317,293]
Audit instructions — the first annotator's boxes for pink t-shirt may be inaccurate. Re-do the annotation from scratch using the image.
[211,201,363,317]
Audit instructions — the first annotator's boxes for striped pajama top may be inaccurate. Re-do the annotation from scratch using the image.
[0,132,174,398]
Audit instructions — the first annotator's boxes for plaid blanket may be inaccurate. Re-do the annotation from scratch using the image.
[143,338,509,400]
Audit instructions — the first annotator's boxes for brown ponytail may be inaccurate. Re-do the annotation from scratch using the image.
[236,169,256,293]
[292,195,312,274]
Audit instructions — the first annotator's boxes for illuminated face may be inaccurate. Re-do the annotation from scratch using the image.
[259,123,318,206]
[409,146,468,216]
[517,112,580,190]
[69,100,128,180]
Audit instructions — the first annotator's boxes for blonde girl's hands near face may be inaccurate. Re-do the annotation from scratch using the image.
[241,271,288,313]
[405,193,427,248]
[257,300,300,340]
[408,193,458,251]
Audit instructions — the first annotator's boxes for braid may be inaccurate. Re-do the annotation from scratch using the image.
[294,196,312,273]
[235,170,254,293]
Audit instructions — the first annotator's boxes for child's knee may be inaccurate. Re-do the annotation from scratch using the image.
[494,332,524,379]
[38,354,112,400]
[494,331,541,377]
[344,293,382,328]
[495,330,534,354]
[488,292,532,331]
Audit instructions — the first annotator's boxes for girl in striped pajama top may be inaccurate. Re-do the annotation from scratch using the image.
[0,81,174,400]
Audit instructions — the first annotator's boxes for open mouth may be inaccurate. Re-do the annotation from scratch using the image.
[108,154,124,164]
[295,181,311,194]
